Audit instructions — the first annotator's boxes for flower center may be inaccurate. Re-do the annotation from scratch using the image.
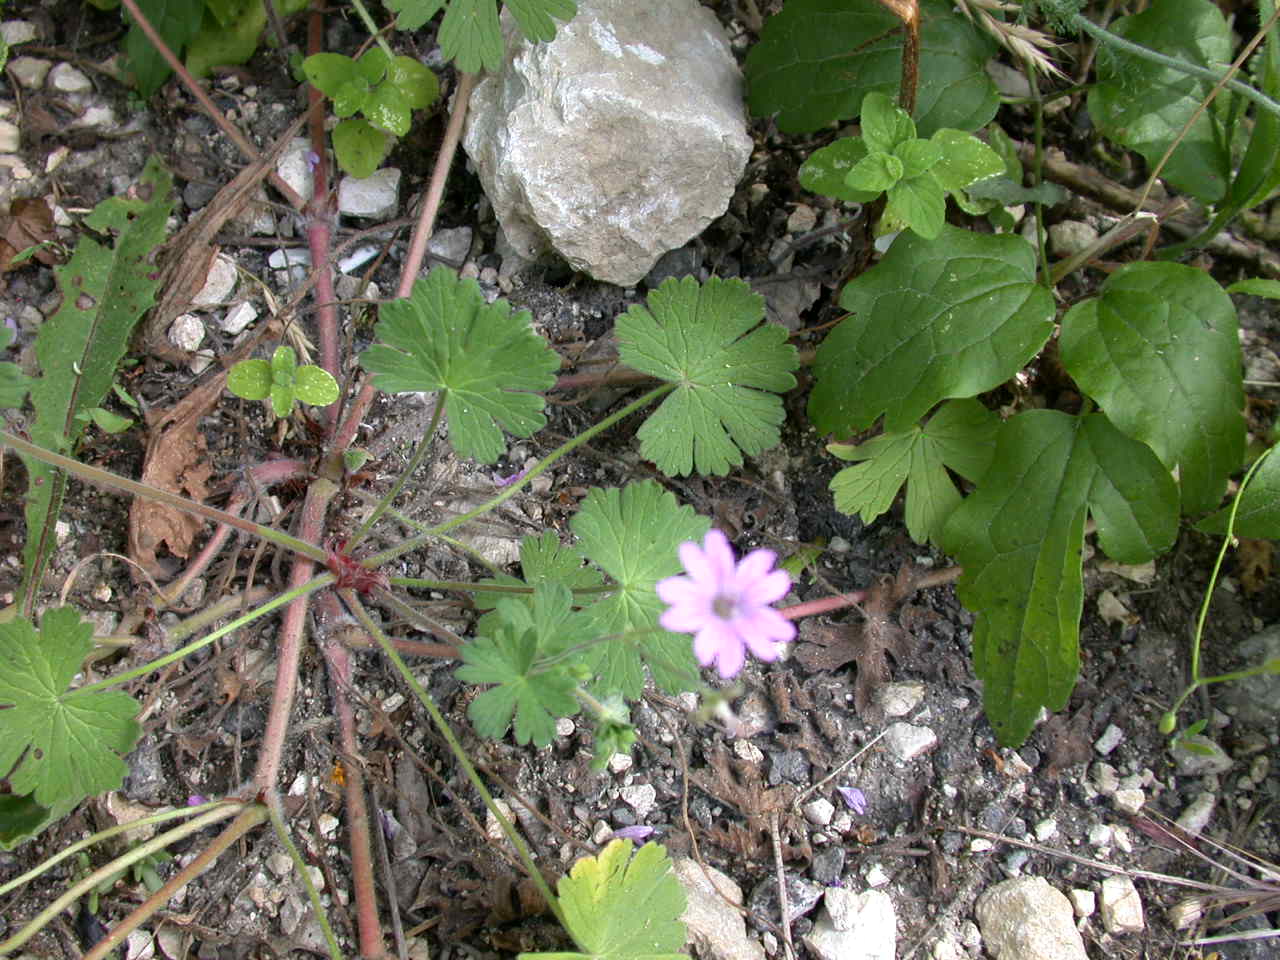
[712,592,737,620]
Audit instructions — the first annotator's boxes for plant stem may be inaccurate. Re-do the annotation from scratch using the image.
[349,0,397,62]
[365,384,675,568]
[342,590,567,929]
[308,0,341,418]
[266,796,346,960]
[1072,12,1280,123]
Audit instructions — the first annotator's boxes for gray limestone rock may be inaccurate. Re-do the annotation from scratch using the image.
[463,0,751,286]
[674,859,765,960]
[804,888,896,960]
[976,876,1088,960]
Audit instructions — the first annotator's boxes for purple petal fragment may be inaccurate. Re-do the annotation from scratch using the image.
[837,786,867,815]
[608,825,656,843]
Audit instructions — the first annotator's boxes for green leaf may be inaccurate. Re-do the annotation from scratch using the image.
[332,118,388,179]
[271,344,297,380]
[894,138,941,179]
[808,227,1054,434]
[356,47,391,85]
[185,0,309,80]
[387,55,440,110]
[846,151,903,194]
[505,0,577,45]
[303,52,363,99]
[1060,262,1244,514]
[457,584,585,747]
[22,157,172,608]
[799,138,881,204]
[333,78,372,119]
[294,365,340,407]
[0,794,52,851]
[519,839,686,960]
[1197,444,1280,539]
[365,81,413,137]
[1087,0,1234,204]
[385,0,446,31]
[0,607,142,811]
[941,411,1179,746]
[861,91,915,153]
[204,0,251,28]
[360,267,560,463]
[929,129,1005,192]
[439,0,504,74]
[85,406,134,434]
[828,398,999,545]
[571,482,711,696]
[126,0,204,97]
[886,173,946,238]
[615,277,798,477]
[227,357,272,401]
[745,0,998,136]
[0,325,31,409]
[1227,278,1280,299]
[269,382,292,417]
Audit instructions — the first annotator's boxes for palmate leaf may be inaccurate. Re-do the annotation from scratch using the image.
[941,412,1179,746]
[520,839,686,960]
[0,608,142,813]
[360,267,559,463]
[1060,262,1244,515]
[616,277,798,477]
[386,0,576,71]
[457,584,587,747]
[828,398,999,545]
[474,530,606,635]
[808,227,1054,435]
[571,482,710,696]
[745,0,997,135]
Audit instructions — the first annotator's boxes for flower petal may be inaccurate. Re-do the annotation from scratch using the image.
[661,599,712,633]
[735,547,779,584]
[656,574,695,605]
[678,539,715,586]
[702,529,737,583]
[744,607,796,646]
[692,618,736,667]
[712,631,747,678]
[742,567,791,606]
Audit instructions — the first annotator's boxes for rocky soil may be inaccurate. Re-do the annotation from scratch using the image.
[0,2,1278,960]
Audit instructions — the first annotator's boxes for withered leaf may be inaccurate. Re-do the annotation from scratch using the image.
[0,196,59,271]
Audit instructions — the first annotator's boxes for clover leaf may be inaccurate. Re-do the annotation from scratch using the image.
[829,398,999,546]
[615,277,798,477]
[809,227,1054,435]
[227,345,339,418]
[941,412,1179,746]
[0,607,141,812]
[457,583,588,747]
[360,267,560,463]
[519,839,686,960]
[571,482,710,696]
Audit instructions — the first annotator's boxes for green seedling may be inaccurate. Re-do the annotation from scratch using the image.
[228,345,341,417]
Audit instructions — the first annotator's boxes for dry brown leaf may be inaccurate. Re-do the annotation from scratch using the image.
[0,196,58,271]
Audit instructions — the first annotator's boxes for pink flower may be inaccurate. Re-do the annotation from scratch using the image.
[657,529,795,679]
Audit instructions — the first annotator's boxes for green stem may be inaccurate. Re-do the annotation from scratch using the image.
[1072,13,1280,123]
[348,389,448,549]
[70,574,335,695]
[342,590,566,928]
[266,799,344,960]
[348,0,397,61]
[365,384,675,568]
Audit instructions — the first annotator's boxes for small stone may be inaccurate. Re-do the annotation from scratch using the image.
[555,717,575,737]
[803,798,834,827]
[810,846,845,886]
[338,168,401,220]
[486,798,518,848]
[0,119,19,153]
[608,752,634,774]
[1033,818,1058,842]
[1167,898,1202,930]
[0,21,38,46]
[976,877,1088,960]
[592,820,612,844]
[73,102,115,130]
[619,783,656,819]
[805,889,896,960]
[1069,888,1096,918]
[317,813,339,838]
[268,248,312,270]
[267,851,294,878]
[1091,762,1120,796]
[884,722,938,761]
[1175,792,1216,835]
[674,859,765,960]
[786,204,818,234]
[864,862,890,887]
[1099,876,1144,934]
[1094,724,1124,756]
[733,739,764,763]
[220,301,258,335]
[428,226,474,266]
[8,56,51,89]
[1088,824,1113,847]
[167,314,204,352]
[192,255,238,306]
[1171,735,1233,776]
[1048,220,1099,257]
[1112,788,1145,815]
[381,692,405,712]
[48,63,92,94]
[276,138,316,207]
[879,681,925,717]
[1004,752,1034,778]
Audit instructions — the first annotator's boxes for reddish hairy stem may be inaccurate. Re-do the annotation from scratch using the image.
[317,593,384,957]
[397,72,477,297]
[307,0,341,416]
[117,0,305,210]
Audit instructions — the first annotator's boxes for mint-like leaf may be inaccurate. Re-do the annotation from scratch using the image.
[861,91,915,153]
[941,412,1179,746]
[829,398,999,545]
[808,227,1054,434]
[1087,0,1234,204]
[1060,262,1244,514]
[746,0,998,136]
[799,138,880,204]
[457,584,585,747]
[518,839,686,960]
[929,129,1005,192]
[886,173,946,238]
[571,482,710,696]
[332,118,388,178]
[616,277,798,477]
[360,267,560,463]
[0,607,142,811]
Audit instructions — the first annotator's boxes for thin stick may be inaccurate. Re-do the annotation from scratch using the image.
[770,810,796,960]
[791,728,888,810]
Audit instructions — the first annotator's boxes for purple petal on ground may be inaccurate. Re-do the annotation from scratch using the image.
[187,795,208,806]
[837,786,867,815]
[608,825,656,843]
